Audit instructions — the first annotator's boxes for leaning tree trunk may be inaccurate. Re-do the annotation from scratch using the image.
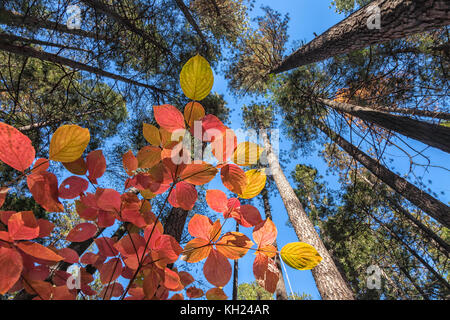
[272,0,450,73]
[316,121,450,228]
[318,98,450,153]
[260,128,355,300]
[260,187,289,300]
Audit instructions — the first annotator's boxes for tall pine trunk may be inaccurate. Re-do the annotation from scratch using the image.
[260,187,289,300]
[272,0,450,73]
[318,98,450,153]
[316,121,450,227]
[260,128,355,300]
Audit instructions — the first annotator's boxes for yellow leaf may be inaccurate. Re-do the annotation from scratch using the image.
[238,169,266,199]
[180,55,214,101]
[49,125,90,162]
[232,142,263,166]
[280,242,322,270]
[143,123,161,146]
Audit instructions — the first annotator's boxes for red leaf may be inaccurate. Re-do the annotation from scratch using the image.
[96,188,121,212]
[114,233,146,258]
[0,122,35,172]
[99,258,122,284]
[153,104,185,132]
[143,269,159,299]
[31,158,49,173]
[175,182,197,211]
[16,242,63,262]
[188,214,214,240]
[37,219,55,238]
[203,249,231,287]
[220,164,246,195]
[8,211,39,240]
[253,253,279,294]
[95,237,119,257]
[192,115,227,142]
[58,176,89,199]
[164,267,183,291]
[0,246,23,294]
[62,157,87,175]
[205,189,228,213]
[57,248,79,264]
[27,171,64,212]
[86,150,106,184]
[239,205,263,227]
[253,218,277,248]
[66,223,98,242]
[122,150,138,176]
[179,271,194,287]
[153,234,183,266]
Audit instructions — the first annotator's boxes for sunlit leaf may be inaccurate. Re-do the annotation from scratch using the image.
[180,54,214,101]
[253,218,277,248]
[220,164,246,195]
[203,249,231,287]
[232,142,263,166]
[8,211,39,241]
[181,238,211,263]
[0,247,23,294]
[16,242,63,262]
[66,223,98,242]
[143,123,161,146]
[216,232,253,260]
[122,150,138,176]
[184,101,205,128]
[280,242,322,270]
[180,163,218,185]
[49,124,90,162]
[238,169,266,199]
[206,287,228,300]
[153,105,185,132]
[86,150,106,184]
[137,146,162,169]
[205,189,228,213]
[27,171,64,212]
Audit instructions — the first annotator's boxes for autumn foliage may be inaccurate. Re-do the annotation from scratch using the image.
[0,55,321,300]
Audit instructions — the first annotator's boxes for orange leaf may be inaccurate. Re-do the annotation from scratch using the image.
[211,129,237,162]
[96,188,121,212]
[203,249,231,287]
[16,242,63,262]
[179,271,194,287]
[206,287,228,300]
[31,158,49,173]
[188,214,214,240]
[153,105,185,132]
[27,171,64,213]
[37,219,55,238]
[137,146,162,169]
[205,189,228,213]
[220,164,246,195]
[0,247,23,294]
[8,211,39,241]
[253,218,277,248]
[216,232,253,260]
[180,163,218,185]
[66,223,98,242]
[253,253,279,294]
[173,182,197,211]
[143,123,162,146]
[164,268,183,291]
[182,238,211,263]
[122,150,138,176]
[0,122,35,172]
[184,101,205,128]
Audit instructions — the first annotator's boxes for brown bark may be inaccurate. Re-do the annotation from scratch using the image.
[363,105,450,121]
[232,222,239,300]
[260,128,355,300]
[260,187,289,300]
[163,207,189,243]
[319,98,450,154]
[316,121,450,228]
[272,0,450,73]
[0,39,167,94]
[0,8,109,41]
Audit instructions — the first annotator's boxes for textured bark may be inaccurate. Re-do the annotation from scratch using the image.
[0,8,109,41]
[272,0,450,73]
[0,39,166,94]
[316,122,450,228]
[358,175,449,255]
[361,105,450,121]
[319,98,450,153]
[260,128,355,300]
[260,187,289,300]
[163,207,189,243]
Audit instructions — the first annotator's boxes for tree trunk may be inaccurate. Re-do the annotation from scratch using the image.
[318,98,450,153]
[0,8,109,41]
[0,39,166,94]
[163,207,189,243]
[232,222,239,300]
[316,121,450,228]
[359,105,450,121]
[272,0,450,73]
[260,128,355,300]
[368,212,450,291]
[260,187,289,300]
